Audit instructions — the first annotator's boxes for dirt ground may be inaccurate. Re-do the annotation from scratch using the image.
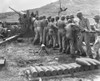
[0,40,99,81]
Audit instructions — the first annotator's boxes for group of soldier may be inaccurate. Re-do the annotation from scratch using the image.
[0,9,99,59]
[25,12,100,58]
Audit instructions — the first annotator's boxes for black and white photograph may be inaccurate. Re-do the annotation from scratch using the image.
[0,0,100,81]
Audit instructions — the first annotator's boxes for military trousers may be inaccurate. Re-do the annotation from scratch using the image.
[58,29,66,51]
[78,32,92,57]
[55,28,58,46]
[43,27,48,45]
[46,28,56,47]
[33,27,43,44]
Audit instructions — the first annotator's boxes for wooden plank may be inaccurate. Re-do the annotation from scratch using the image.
[27,69,100,81]
[74,69,100,77]
[0,34,20,45]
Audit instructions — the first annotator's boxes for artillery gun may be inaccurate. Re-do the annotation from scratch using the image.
[9,7,38,18]
[9,7,26,16]
[9,7,37,37]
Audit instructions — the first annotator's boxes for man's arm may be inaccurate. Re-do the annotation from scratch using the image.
[79,21,85,31]
[53,23,58,28]
[93,24,100,32]
[34,21,37,28]
[94,25,97,31]
[86,19,91,31]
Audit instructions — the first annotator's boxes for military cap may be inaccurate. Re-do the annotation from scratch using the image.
[77,12,83,17]
[31,12,35,17]
[68,19,72,23]
[39,16,43,20]
[66,15,70,19]
[47,16,51,19]
[42,16,46,19]
[36,16,39,20]
[94,15,100,20]
[61,16,65,20]
[47,16,52,22]
[70,15,74,19]
[55,16,59,21]
[23,14,27,18]
[51,18,55,22]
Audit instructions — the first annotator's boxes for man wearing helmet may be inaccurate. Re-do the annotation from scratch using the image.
[92,15,100,59]
[69,15,75,23]
[93,15,100,39]
[46,18,57,47]
[77,12,92,58]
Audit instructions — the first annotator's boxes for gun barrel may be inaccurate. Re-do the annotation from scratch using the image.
[9,7,21,15]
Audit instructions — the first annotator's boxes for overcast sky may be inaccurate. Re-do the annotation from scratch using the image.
[0,0,58,13]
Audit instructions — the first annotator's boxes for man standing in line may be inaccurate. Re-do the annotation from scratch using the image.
[33,17,43,45]
[57,16,66,53]
[54,16,60,47]
[92,15,100,59]
[41,16,48,45]
[93,15,100,39]
[65,19,78,56]
[77,12,93,58]
[46,17,57,48]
